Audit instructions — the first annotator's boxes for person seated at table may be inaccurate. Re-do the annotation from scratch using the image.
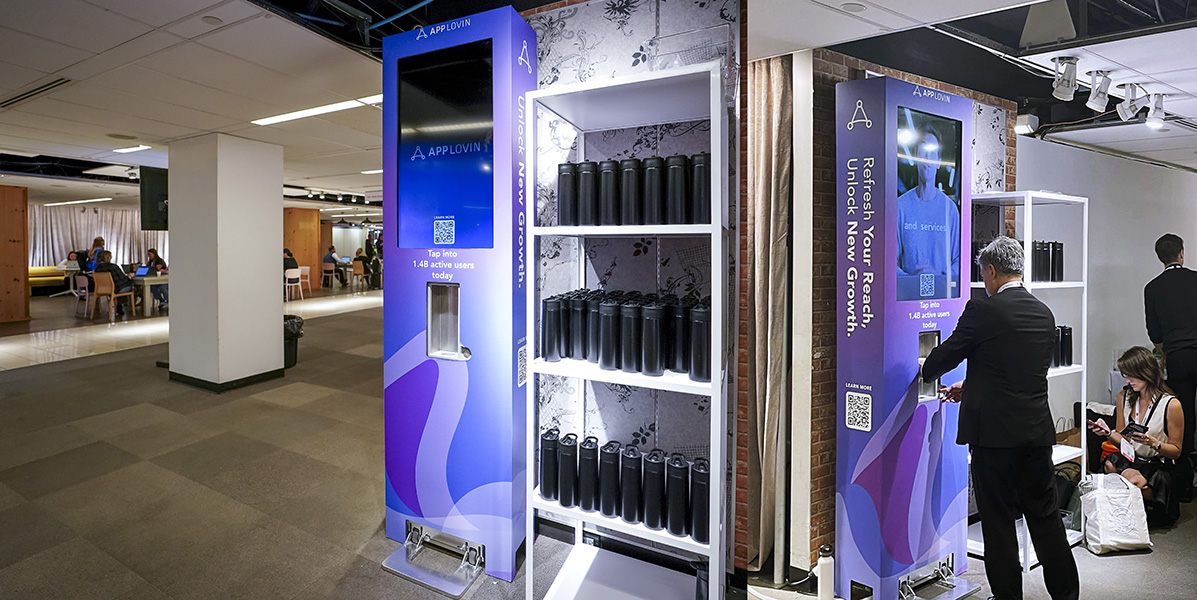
[93,251,134,317]
[57,251,79,269]
[145,248,169,310]
[353,247,372,276]
[283,248,299,271]
[323,245,347,286]
[86,237,105,271]
[1088,345,1186,527]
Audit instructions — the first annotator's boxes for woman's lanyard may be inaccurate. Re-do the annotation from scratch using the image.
[1129,390,1163,427]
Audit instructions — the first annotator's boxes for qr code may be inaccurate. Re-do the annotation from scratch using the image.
[434,219,455,245]
[919,272,935,298]
[845,391,872,432]
[517,345,527,387]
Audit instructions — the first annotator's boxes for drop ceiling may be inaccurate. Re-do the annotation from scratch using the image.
[0,0,384,205]
[748,0,1048,60]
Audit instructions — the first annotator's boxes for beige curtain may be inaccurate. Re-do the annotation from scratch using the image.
[27,204,169,267]
[747,55,793,572]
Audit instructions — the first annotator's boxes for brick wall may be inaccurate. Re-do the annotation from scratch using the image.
[807,48,1017,557]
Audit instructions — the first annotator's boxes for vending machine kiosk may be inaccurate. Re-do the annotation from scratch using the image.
[381,7,536,595]
[835,76,979,600]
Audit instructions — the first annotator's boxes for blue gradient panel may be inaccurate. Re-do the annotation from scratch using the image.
[382,7,535,581]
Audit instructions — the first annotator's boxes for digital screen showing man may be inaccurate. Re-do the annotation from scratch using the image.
[895,108,962,301]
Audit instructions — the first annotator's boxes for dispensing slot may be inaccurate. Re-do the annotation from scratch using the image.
[427,282,471,361]
[919,330,940,400]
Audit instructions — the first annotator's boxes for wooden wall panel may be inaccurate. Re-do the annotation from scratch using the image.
[320,221,333,288]
[283,208,321,288]
[0,186,30,323]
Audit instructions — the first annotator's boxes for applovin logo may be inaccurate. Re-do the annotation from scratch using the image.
[415,18,471,40]
[411,143,485,160]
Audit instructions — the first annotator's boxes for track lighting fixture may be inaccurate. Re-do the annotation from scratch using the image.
[1145,94,1166,129]
[1051,56,1079,102]
[1014,114,1040,136]
[1085,71,1112,112]
[1116,84,1147,122]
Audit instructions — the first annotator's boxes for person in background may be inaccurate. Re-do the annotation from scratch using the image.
[920,236,1079,600]
[1088,346,1184,527]
[283,248,299,271]
[86,237,105,271]
[56,251,79,269]
[353,247,372,276]
[323,245,347,286]
[93,250,133,317]
[1144,233,1197,502]
[146,248,168,310]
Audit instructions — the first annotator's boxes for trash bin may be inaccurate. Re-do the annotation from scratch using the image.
[283,314,304,369]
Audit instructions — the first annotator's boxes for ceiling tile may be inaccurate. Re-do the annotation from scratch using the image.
[0,60,52,93]
[317,105,384,137]
[1137,147,1197,163]
[1085,28,1197,77]
[270,114,384,150]
[166,1,261,39]
[0,0,153,54]
[808,1,918,29]
[217,123,357,158]
[751,1,886,59]
[863,0,1038,23]
[94,0,223,28]
[13,98,198,140]
[1100,131,1197,153]
[48,81,240,132]
[58,30,186,81]
[0,26,95,74]
[87,65,284,122]
[194,14,382,98]
[0,109,164,146]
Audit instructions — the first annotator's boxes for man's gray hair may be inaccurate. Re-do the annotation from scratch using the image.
[976,236,1023,276]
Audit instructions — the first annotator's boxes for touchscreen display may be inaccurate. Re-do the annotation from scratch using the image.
[894,107,962,301]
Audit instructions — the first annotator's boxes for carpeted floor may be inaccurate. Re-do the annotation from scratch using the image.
[0,308,567,599]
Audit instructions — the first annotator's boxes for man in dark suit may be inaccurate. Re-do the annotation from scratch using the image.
[921,236,1079,600]
[1144,233,1197,502]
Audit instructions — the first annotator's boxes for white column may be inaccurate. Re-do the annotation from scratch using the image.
[168,133,284,390]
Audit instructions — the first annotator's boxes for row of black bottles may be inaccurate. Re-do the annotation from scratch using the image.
[538,430,710,544]
[557,153,711,227]
[541,288,712,383]
[1032,241,1065,282]
[1053,325,1074,368]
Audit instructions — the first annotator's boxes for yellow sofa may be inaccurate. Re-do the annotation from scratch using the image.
[29,266,67,288]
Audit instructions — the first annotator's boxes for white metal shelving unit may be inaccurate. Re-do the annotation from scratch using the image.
[524,62,729,600]
[970,190,1089,569]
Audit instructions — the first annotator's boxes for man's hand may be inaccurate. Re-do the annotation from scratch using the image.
[939,380,964,403]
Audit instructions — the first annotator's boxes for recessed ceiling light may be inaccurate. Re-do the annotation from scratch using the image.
[44,197,113,207]
[361,169,383,175]
[113,144,151,153]
[106,133,138,140]
[841,2,867,12]
[201,16,224,26]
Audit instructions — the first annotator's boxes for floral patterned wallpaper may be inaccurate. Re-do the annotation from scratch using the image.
[529,0,739,465]
[972,102,1007,194]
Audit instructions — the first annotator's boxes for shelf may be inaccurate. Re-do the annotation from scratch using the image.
[1029,281,1084,290]
[544,544,697,600]
[967,521,1084,566]
[1052,444,1083,465]
[533,491,710,556]
[1048,364,1083,379]
[974,190,1087,207]
[532,224,714,238]
[528,63,716,132]
[530,357,714,396]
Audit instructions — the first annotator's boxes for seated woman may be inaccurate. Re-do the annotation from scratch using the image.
[145,248,168,310]
[1088,346,1185,527]
[353,247,372,275]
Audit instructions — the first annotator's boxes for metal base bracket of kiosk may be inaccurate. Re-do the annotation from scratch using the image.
[897,557,980,600]
[382,521,485,598]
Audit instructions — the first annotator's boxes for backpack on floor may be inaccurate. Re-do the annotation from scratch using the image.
[1080,473,1152,554]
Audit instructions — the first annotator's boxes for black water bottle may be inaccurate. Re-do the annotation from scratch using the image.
[642,302,665,377]
[691,152,711,225]
[620,446,643,524]
[643,449,667,530]
[587,296,602,364]
[599,441,622,518]
[695,561,709,600]
[578,436,600,512]
[1052,326,1062,368]
[689,303,711,382]
[558,433,578,508]
[570,295,588,360]
[665,155,689,225]
[643,156,666,225]
[666,453,690,536]
[558,294,572,359]
[577,161,599,226]
[539,428,559,500]
[598,300,622,371]
[620,158,642,225]
[1060,326,1073,366]
[621,301,642,373]
[1052,241,1065,281]
[669,299,692,373]
[542,297,562,362]
[558,163,578,226]
[599,160,621,226]
[690,458,710,544]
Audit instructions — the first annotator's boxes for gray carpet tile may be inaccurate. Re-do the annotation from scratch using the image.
[0,504,76,570]
[0,442,141,500]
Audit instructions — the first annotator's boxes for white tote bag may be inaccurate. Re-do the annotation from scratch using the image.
[1079,473,1152,554]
